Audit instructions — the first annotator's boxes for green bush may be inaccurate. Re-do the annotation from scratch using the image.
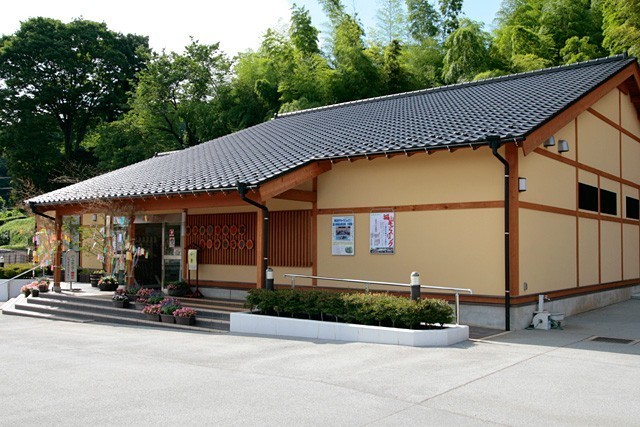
[244,289,454,329]
[0,263,36,279]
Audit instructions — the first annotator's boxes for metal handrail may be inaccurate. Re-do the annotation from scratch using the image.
[283,273,473,325]
[0,265,43,301]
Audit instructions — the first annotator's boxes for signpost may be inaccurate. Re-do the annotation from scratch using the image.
[64,249,78,290]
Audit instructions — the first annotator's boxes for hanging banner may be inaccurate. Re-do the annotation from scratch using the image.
[369,212,395,254]
[64,250,78,282]
[332,216,355,256]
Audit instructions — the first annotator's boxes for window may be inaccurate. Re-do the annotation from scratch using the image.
[578,183,618,215]
[599,188,617,215]
[627,197,640,220]
[578,183,598,212]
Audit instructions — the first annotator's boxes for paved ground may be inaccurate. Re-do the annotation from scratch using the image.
[1,299,639,426]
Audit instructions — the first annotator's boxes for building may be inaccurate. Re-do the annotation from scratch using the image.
[28,55,640,329]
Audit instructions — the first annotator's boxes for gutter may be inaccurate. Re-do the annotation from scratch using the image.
[487,135,511,332]
[237,182,269,289]
[28,202,56,222]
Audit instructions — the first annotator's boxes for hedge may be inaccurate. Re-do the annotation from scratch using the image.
[0,263,36,279]
[245,288,454,329]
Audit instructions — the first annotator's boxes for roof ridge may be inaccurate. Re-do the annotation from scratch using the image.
[277,54,634,119]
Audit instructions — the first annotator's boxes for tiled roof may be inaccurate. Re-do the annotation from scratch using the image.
[29,55,637,206]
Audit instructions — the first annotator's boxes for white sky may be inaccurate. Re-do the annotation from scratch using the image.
[0,0,502,56]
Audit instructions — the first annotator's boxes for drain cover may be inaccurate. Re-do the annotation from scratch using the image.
[590,336,634,344]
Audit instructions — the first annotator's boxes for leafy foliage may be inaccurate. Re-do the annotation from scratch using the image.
[245,289,454,329]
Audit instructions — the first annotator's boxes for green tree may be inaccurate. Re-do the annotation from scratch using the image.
[438,0,463,38]
[0,18,148,161]
[372,0,409,45]
[602,0,640,56]
[406,0,440,42]
[442,19,490,83]
[560,36,601,64]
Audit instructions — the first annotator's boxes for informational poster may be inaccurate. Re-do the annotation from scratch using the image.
[332,216,355,256]
[188,249,198,271]
[369,212,395,254]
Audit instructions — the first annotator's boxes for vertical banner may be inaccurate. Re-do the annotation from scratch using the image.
[332,216,355,256]
[64,250,78,282]
[188,249,198,271]
[369,212,395,254]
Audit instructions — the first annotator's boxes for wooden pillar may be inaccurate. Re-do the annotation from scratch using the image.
[256,209,265,288]
[311,178,318,286]
[181,209,187,282]
[506,143,520,297]
[53,213,63,292]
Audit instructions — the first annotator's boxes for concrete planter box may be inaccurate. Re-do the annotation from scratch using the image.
[230,312,469,347]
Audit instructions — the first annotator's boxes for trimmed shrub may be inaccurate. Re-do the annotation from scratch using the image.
[0,263,35,279]
[244,289,454,329]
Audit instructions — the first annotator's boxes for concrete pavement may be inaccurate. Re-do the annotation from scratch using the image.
[0,299,639,426]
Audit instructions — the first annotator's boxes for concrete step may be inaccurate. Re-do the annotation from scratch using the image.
[2,295,92,323]
[8,295,230,332]
[632,294,640,300]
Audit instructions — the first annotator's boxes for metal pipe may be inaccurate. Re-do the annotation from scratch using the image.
[487,135,511,332]
[237,182,269,289]
[455,293,460,325]
[28,202,56,222]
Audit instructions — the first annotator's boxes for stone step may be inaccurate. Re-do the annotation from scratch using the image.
[10,296,230,332]
[632,294,640,300]
[2,295,91,323]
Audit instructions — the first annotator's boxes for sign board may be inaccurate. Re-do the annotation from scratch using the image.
[188,249,198,271]
[64,250,78,282]
[332,216,355,256]
[369,212,395,254]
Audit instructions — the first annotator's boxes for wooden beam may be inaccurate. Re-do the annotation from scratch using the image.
[317,200,503,215]
[255,210,265,289]
[53,213,62,292]
[259,161,332,201]
[506,143,519,297]
[274,189,317,203]
[522,63,640,155]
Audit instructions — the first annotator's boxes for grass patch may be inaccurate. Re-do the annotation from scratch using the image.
[0,217,34,249]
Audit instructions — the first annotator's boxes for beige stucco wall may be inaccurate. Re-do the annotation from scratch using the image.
[519,209,577,294]
[591,87,620,124]
[80,213,104,269]
[601,221,622,283]
[623,224,640,280]
[578,217,599,286]
[578,112,620,176]
[621,92,640,138]
[317,148,502,209]
[198,264,311,286]
[621,134,640,184]
[519,151,576,210]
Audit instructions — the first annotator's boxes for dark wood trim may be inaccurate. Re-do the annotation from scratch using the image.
[255,210,264,289]
[519,201,638,225]
[575,118,580,286]
[619,91,625,279]
[523,63,640,155]
[259,161,332,201]
[274,189,317,203]
[54,213,62,287]
[587,107,640,144]
[506,143,520,296]
[317,201,503,215]
[533,147,640,190]
[311,178,318,286]
[598,175,602,284]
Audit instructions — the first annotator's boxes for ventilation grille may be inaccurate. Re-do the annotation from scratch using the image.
[589,336,635,344]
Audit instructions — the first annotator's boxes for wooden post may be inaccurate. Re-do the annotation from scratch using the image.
[506,144,520,297]
[256,209,265,288]
[53,213,62,292]
[127,215,135,286]
[181,209,187,282]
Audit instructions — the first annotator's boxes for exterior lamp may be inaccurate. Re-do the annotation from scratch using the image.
[558,139,570,153]
[92,214,97,222]
[518,177,527,192]
[543,136,555,147]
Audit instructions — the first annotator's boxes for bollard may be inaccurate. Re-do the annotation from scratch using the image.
[266,267,274,291]
[410,271,420,300]
[0,255,4,268]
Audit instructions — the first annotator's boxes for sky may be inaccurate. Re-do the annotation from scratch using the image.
[0,0,503,56]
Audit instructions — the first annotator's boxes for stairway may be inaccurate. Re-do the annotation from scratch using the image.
[1,291,246,332]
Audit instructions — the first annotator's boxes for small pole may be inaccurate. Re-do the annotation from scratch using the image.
[410,272,420,300]
[0,255,4,268]
[266,267,274,291]
[455,293,460,325]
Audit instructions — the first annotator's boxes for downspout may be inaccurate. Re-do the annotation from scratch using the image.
[237,182,269,289]
[487,135,511,332]
[28,202,56,222]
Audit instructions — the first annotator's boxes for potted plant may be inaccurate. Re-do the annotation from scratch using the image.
[146,291,165,305]
[166,280,189,297]
[159,298,182,323]
[125,285,141,302]
[21,281,39,297]
[142,304,162,321]
[135,288,154,304]
[37,279,50,293]
[173,307,197,326]
[98,275,118,291]
[112,289,129,308]
[90,269,104,287]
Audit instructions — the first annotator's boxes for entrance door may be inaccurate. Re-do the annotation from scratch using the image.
[134,224,163,286]
[163,223,182,285]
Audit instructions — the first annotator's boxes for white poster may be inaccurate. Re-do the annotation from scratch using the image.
[332,216,354,256]
[64,250,78,282]
[369,212,395,254]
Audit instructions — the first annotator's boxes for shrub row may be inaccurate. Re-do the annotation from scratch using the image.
[0,263,35,279]
[245,289,454,329]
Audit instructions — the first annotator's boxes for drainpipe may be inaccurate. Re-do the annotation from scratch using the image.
[237,182,269,289]
[487,135,511,332]
[28,202,56,222]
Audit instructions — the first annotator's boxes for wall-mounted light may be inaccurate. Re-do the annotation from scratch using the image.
[558,139,570,153]
[518,177,527,192]
[92,214,97,222]
[543,136,555,147]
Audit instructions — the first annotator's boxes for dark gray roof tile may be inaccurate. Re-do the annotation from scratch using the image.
[29,55,637,206]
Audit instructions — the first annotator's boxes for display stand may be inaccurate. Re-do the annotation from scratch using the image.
[186,243,202,298]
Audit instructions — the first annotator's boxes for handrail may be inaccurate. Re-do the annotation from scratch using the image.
[283,273,473,325]
[0,265,44,301]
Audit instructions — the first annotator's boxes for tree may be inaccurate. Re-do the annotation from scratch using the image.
[442,19,491,83]
[382,40,411,94]
[0,18,149,161]
[406,0,440,42]
[372,0,409,45]
[438,0,463,38]
[290,4,321,55]
[602,0,640,57]
[560,36,601,64]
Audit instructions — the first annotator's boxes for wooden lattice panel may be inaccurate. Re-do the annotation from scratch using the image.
[186,213,256,265]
